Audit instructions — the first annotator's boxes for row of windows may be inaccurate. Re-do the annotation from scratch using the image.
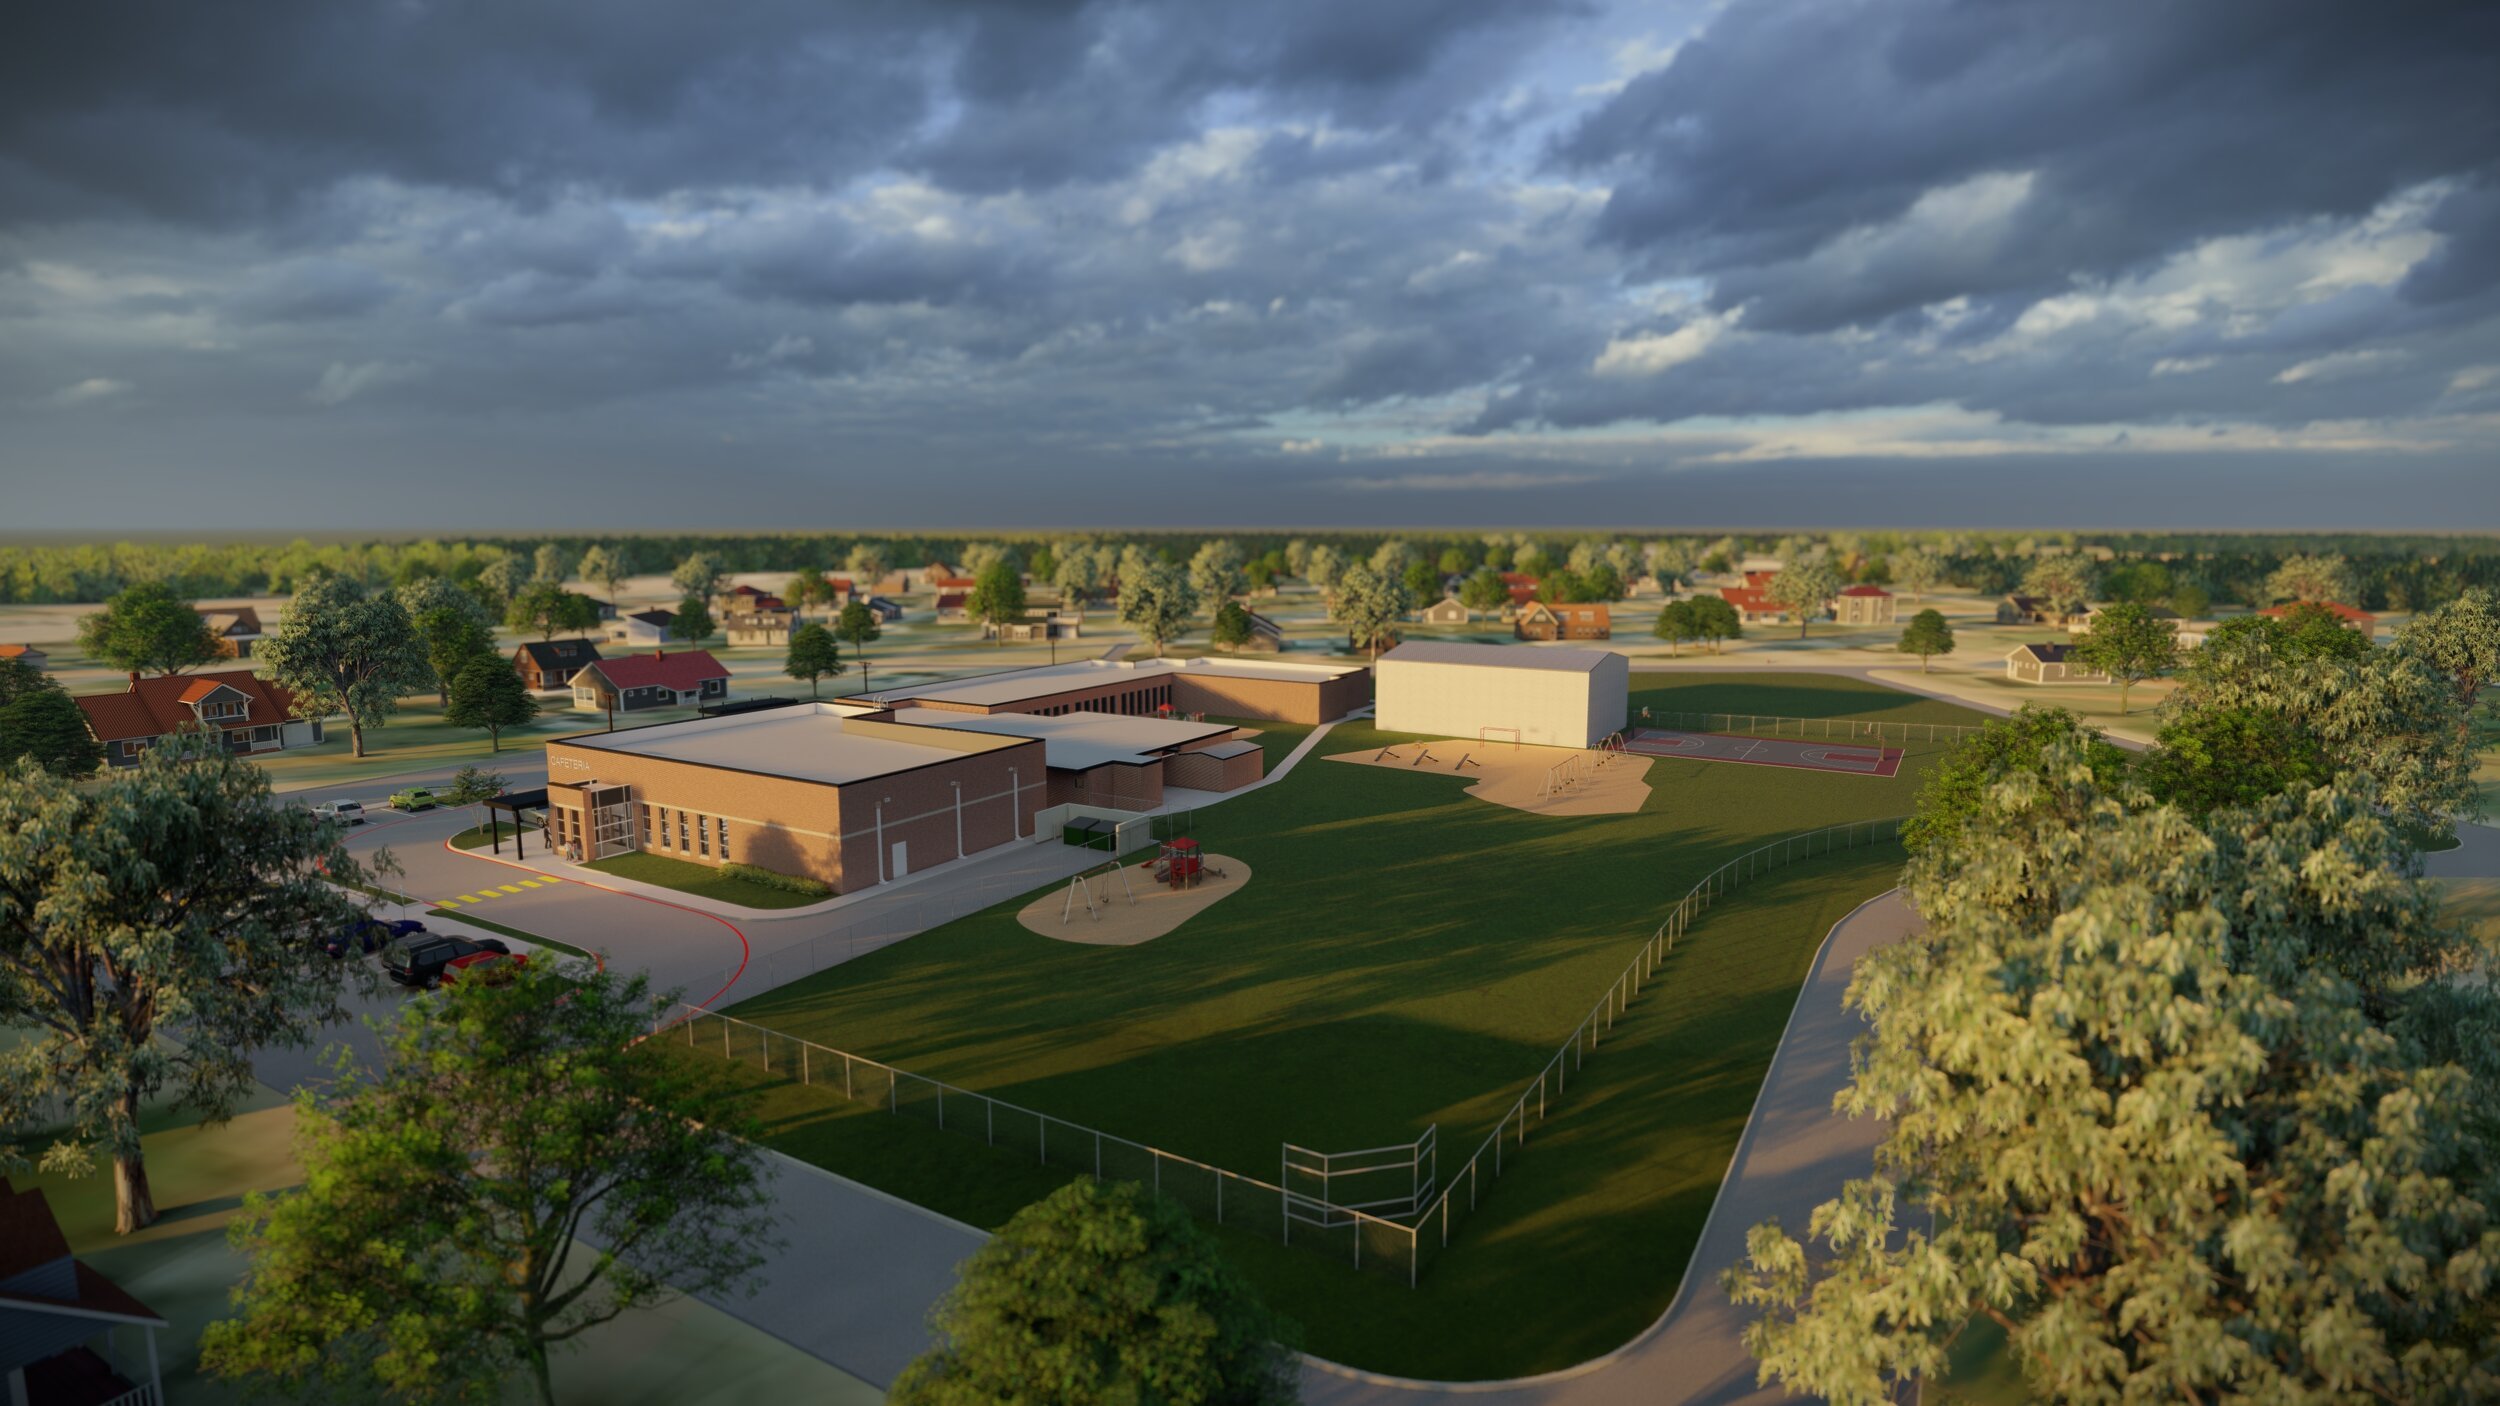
[642,804,731,862]
[1030,683,1173,719]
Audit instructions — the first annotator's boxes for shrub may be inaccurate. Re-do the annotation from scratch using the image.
[719,862,833,897]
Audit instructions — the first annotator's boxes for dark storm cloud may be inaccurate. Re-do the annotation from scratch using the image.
[1564,0,2500,333]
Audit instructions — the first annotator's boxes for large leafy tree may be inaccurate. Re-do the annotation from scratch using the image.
[1303,544,1346,600]
[1688,594,1741,653]
[257,573,431,758]
[530,542,573,587]
[1327,561,1411,662]
[576,543,630,605]
[1052,544,1101,614]
[669,551,722,604]
[397,576,497,705]
[1189,539,1247,614]
[75,579,222,676]
[473,555,524,617]
[833,600,883,691]
[203,967,777,1406]
[1654,599,1699,656]
[444,656,538,752]
[2264,552,2359,606]
[1769,556,1842,638]
[668,593,715,645]
[506,582,599,641]
[1890,549,1943,603]
[0,749,370,1232]
[1727,753,2500,1404]
[2399,586,2500,710]
[2019,552,2099,620]
[1210,600,1255,650]
[892,1179,1300,1406]
[2138,704,2335,823]
[1900,705,2128,858]
[845,542,890,588]
[2068,600,2177,712]
[968,556,1028,644]
[1897,608,1954,673]
[1458,567,1508,613]
[784,622,841,696]
[0,659,102,775]
[1118,559,1200,658]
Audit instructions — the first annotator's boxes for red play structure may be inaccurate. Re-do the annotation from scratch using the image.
[1155,836,1203,889]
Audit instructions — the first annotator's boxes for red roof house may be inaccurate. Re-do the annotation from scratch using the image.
[1718,585,1785,623]
[1833,583,1896,625]
[570,650,732,713]
[0,1182,168,1403]
[74,668,320,766]
[2261,601,2377,632]
[1498,572,1540,607]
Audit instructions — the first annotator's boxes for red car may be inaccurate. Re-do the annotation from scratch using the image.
[440,950,531,986]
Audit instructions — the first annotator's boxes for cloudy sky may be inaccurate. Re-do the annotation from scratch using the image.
[4,0,2496,533]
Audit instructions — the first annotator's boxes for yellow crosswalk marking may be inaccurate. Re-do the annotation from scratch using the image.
[497,885,526,894]
[436,901,461,910]
[458,894,486,904]
[519,879,546,888]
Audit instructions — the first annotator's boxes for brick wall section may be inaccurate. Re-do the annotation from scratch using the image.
[542,733,1046,891]
[1162,747,1262,792]
[1171,670,1370,724]
[1058,760,1164,811]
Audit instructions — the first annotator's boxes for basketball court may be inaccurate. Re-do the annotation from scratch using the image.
[1623,727,1903,778]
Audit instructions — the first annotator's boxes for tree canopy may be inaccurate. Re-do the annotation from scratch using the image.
[445,655,538,751]
[1897,608,1954,672]
[0,660,101,775]
[1117,559,1199,657]
[968,556,1028,642]
[1210,599,1256,650]
[892,1179,1299,1406]
[785,622,841,696]
[2068,601,2177,712]
[1900,705,2128,857]
[1327,561,1411,661]
[1189,539,1247,613]
[668,593,715,644]
[257,573,431,758]
[74,579,222,676]
[2019,553,2099,618]
[203,967,777,1406]
[1769,557,1841,638]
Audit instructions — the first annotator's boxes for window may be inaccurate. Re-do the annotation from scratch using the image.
[121,740,144,757]
[677,811,689,849]
[716,816,730,861]
[697,815,710,857]
[641,805,655,846]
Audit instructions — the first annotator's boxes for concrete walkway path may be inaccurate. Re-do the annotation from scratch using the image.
[1300,889,1919,1406]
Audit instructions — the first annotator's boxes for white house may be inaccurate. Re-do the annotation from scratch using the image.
[1374,641,1628,749]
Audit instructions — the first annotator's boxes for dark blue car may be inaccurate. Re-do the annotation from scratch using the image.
[324,917,426,959]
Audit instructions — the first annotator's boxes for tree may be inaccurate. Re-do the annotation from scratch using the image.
[576,543,629,604]
[2019,552,2098,620]
[2397,586,2500,709]
[891,1179,1299,1406]
[257,573,431,759]
[1647,539,1695,590]
[1117,560,1198,658]
[530,542,572,587]
[2138,705,2335,821]
[1328,562,1411,663]
[1401,558,1441,603]
[1189,540,1248,614]
[1726,757,2500,1404]
[0,663,102,775]
[1891,548,1943,603]
[1654,599,1699,657]
[1053,544,1101,614]
[445,656,537,752]
[833,601,883,691]
[75,580,222,676]
[399,577,497,705]
[1899,705,2128,857]
[442,763,506,834]
[0,748,369,1232]
[1283,539,1311,580]
[1896,608,1955,673]
[506,582,598,641]
[1688,595,1741,653]
[845,542,890,587]
[2264,552,2358,606]
[474,554,524,618]
[1305,544,1346,599]
[669,593,715,645]
[958,541,1009,577]
[2068,600,2177,712]
[1582,562,1626,602]
[1436,546,1471,576]
[670,552,721,605]
[1369,538,1418,578]
[1459,567,1508,613]
[785,623,841,697]
[204,967,778,1406]
[1210,600,1255,650]
[1769,557,1842,639]
[967,556,1028,644]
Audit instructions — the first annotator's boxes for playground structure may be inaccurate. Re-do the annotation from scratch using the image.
[1156,837,1204,889]
[1535,731,1629,799]
[1059,857,1138,923]
[1018,849,1253,946]
[1325,735,1652,816]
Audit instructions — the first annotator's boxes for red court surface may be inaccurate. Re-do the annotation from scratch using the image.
[1623,727,1904,778]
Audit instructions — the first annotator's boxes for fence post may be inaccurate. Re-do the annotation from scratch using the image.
[987,1099,994,1145]
[802,1044,809,1086]
[1095,1130,1102,1181]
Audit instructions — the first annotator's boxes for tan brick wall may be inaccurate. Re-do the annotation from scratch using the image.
[1163,747,1262,792]
[1172,670,1370,724]
[1062,760,1163,812]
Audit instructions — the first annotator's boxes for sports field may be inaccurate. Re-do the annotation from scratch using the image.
[692,672,1988,1376]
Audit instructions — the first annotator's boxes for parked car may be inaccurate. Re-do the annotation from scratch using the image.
[323,916,425,959]
[311,800,365,826]
[382,934,510,987]
[388,788,437,811]
[441,950,531,986]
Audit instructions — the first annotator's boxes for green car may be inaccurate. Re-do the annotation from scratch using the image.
[388,787,437,811]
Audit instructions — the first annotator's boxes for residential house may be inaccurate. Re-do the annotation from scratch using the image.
[609,608,677,647]
[0,1182,167,1406]
[935,592,971,624]
[199,606,264,659]
[1238,610,1285,652]
[1515,600,1612,641]
[820,577,858,607]
[2004,642,2107,684]
[1996,594,2073,626]
[862,595,906,623]
[571,650,732,713]
[726,585,787,612]
[1736,554,1786,576]
[2261,600,2378,635]
[931,575,977,600]
[580,597,620,622]
[2066,602,2183,635]
[75,669,322,766]
[986,617,1051,642]
[1831,584,1896,625]
[0,644,46,670]
[725,610,796,647]
[1419,596,1471,626]
[1497,572,1540,611]
[1718,581,1786,625]
[513,638,604,692]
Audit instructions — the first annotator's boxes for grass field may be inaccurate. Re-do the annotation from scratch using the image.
[691,672,1984,1376]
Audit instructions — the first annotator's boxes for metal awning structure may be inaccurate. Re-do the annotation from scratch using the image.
[484,788,550,859]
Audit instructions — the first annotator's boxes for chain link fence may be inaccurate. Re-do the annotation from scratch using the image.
[1636,710,1984,746]
[665,814,1906,1286]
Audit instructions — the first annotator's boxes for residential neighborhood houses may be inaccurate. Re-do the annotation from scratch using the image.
[73,668,321,765]
[571,649,732,713]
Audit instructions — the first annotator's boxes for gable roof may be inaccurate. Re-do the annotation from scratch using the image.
[1743,570,1779,591]
[1720,586,1778,613]
[198,606,263,636]
[0,644,41,659]
[1243,609,1283,634]
[0,1185,72,1281]
[516,639,603,670]
[1838,584,1892,597]
[936,591,968,610]
[2010,642,2076,663]
[625,608,676,627]
[75,669,306,743]
[932,576,978,591]
[584,650,730,692]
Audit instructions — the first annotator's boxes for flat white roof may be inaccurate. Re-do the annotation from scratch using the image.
[558,703,1015,786]
[884,707,1236,770]
[1379,641,1619,673]
[853,655,1363,709]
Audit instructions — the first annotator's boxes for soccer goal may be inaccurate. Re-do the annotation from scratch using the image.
[1479,726,1522,749]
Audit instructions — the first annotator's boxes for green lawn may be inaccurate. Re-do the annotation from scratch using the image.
[450,820,528,850]
[690,671,1983,1376]
[585,850,828,909]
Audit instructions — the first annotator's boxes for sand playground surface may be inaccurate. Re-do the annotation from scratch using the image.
[1323,739,1653,815]
[1018,853,1254,946]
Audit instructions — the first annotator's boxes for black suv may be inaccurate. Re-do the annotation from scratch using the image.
[383,934,511,987]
